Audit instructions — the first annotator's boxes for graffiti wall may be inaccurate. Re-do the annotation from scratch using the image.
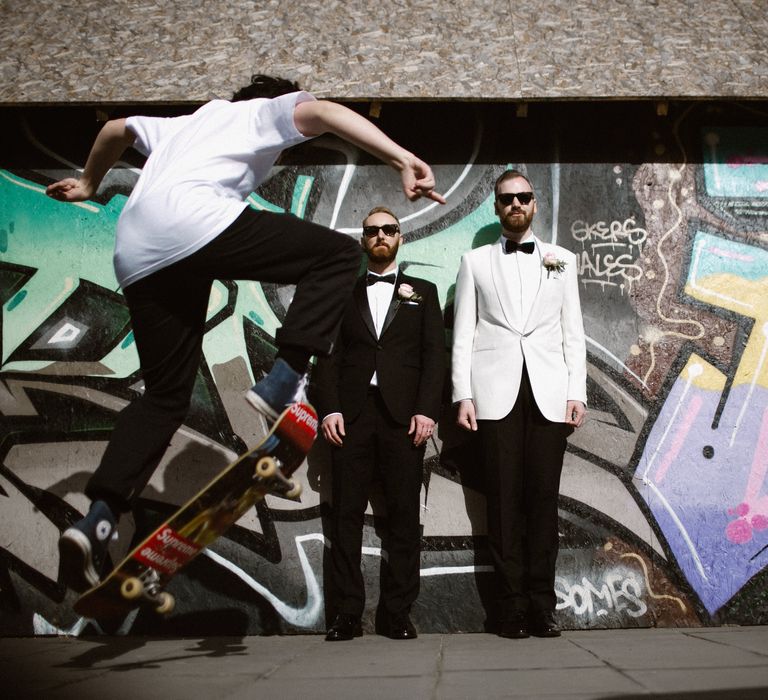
[1,100,767,636]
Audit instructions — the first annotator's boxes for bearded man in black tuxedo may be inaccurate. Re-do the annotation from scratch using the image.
[314,206,445,641]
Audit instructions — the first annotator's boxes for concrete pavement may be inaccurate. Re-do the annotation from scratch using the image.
[3,626,768,699]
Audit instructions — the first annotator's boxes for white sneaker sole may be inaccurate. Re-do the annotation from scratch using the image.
[59,528,100,592]
[245,389,280,421]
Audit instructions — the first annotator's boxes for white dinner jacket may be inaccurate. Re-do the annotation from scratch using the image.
[451,235,587,422]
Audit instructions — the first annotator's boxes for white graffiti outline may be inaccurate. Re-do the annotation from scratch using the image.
[333,117,483,234]
[641,363,702,482]
[730,321,768,447]
[34,609,139,637]
[550,160,560,244]
[326,142,359,231]
[705,131,722,192]
[688,236,753,311]
[642,478,708,582]
[586,336,649,389]
[635,362,708,581]
[203,533,324,628]
[22,118,142,179]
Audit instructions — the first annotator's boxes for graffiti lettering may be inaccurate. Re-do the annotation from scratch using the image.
[571,217,648,246]
[571,217,647,293]
[576,250,644,290]
[555,571,648,619]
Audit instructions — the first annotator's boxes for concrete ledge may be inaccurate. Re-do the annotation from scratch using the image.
[2,1,767,104]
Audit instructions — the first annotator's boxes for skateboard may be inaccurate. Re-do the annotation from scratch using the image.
[73,402,318,620]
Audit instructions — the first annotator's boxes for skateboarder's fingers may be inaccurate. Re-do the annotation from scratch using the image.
[45,178,77,199]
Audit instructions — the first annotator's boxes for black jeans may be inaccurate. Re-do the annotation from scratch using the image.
[86,208,360,510]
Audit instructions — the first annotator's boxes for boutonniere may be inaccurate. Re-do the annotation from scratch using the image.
[397,283,422,304]
[543,252,566,278]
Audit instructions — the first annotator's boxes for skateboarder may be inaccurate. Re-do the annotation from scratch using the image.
[46,74,445,593]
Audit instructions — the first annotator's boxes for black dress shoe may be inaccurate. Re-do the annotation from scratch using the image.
[528,611,561,638]
[388,613,418,640]
[325,613,363,641]
[499,615,529,639]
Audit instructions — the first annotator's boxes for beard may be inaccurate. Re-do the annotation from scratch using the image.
[502,208,534,235]
[365,238,400,264]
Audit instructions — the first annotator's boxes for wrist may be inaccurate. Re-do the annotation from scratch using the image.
[391,150,415,172]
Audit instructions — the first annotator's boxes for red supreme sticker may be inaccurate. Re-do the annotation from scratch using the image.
[276,403,318,453]
[134,527,202,575]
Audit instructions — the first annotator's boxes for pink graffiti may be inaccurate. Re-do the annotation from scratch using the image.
[756,181,768,192]
[726,154,768,168]
[706,246,754,262]
[725,407,768,544]
[725,504,768,545]
[654,395,702,483]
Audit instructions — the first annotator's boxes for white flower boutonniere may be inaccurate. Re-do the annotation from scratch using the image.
[397,283,422,304]
[543,252,567,278]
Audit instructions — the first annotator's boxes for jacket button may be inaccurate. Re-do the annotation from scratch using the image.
[377,344,383,350]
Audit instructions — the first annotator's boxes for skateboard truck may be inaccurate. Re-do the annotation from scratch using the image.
[120,568,175,615]
[254,455,302,499]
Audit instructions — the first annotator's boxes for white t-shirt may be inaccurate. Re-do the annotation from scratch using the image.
[115,90,316,288]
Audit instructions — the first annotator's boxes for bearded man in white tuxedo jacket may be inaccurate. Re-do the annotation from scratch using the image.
[452,169,587,639]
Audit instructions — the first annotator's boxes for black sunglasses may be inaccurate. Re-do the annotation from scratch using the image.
[496,191,534,206]
[362,224,400,238]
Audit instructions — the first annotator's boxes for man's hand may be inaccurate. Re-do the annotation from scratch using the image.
[293,101,445,205]
[409,414,435,447]
[565,400,586,428]
[400,156,446,204]
[46,178,93,203]
[45,118,133,205]
[321,414,345,446]
[456,399,478,432]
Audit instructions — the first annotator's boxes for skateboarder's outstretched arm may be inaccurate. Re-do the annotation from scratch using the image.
[293,100,445,204]
[46,119,135,203]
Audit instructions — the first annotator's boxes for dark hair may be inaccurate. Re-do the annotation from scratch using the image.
[494,169,534,197]
[232,74,300,102]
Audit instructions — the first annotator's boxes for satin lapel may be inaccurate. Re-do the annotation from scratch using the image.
[490,241,523,333]
[354,277,377,340]
[379,272,402,337]
[523,237,546,333]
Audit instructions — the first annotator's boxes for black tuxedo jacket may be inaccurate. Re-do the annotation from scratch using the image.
[314,271,445,425]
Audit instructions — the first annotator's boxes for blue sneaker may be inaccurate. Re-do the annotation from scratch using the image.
[245,358,306,421]
[58,500,117,592]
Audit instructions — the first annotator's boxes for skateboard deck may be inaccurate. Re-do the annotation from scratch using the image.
[73,402,318,620]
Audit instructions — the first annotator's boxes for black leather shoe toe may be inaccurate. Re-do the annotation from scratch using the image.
[325,613,363,642]
[499,617,529,639]
[528,611,561,638]
[388,614,418,640]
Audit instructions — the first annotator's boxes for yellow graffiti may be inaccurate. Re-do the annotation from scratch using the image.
[681,354,726,392]
[686,273,768,389]
[620,551,687,613]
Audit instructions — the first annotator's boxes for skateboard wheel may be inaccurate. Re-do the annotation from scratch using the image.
[255,456,277,479]
[120,577,144,600]
[155,592,175,615]
[286,480,302,499]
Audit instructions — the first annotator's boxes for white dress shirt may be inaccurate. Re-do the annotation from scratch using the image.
[366,267,399,386]
[500,234,540,328]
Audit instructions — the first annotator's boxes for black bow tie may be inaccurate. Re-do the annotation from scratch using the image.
[505,239,535,254]
[367,272,396,286]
